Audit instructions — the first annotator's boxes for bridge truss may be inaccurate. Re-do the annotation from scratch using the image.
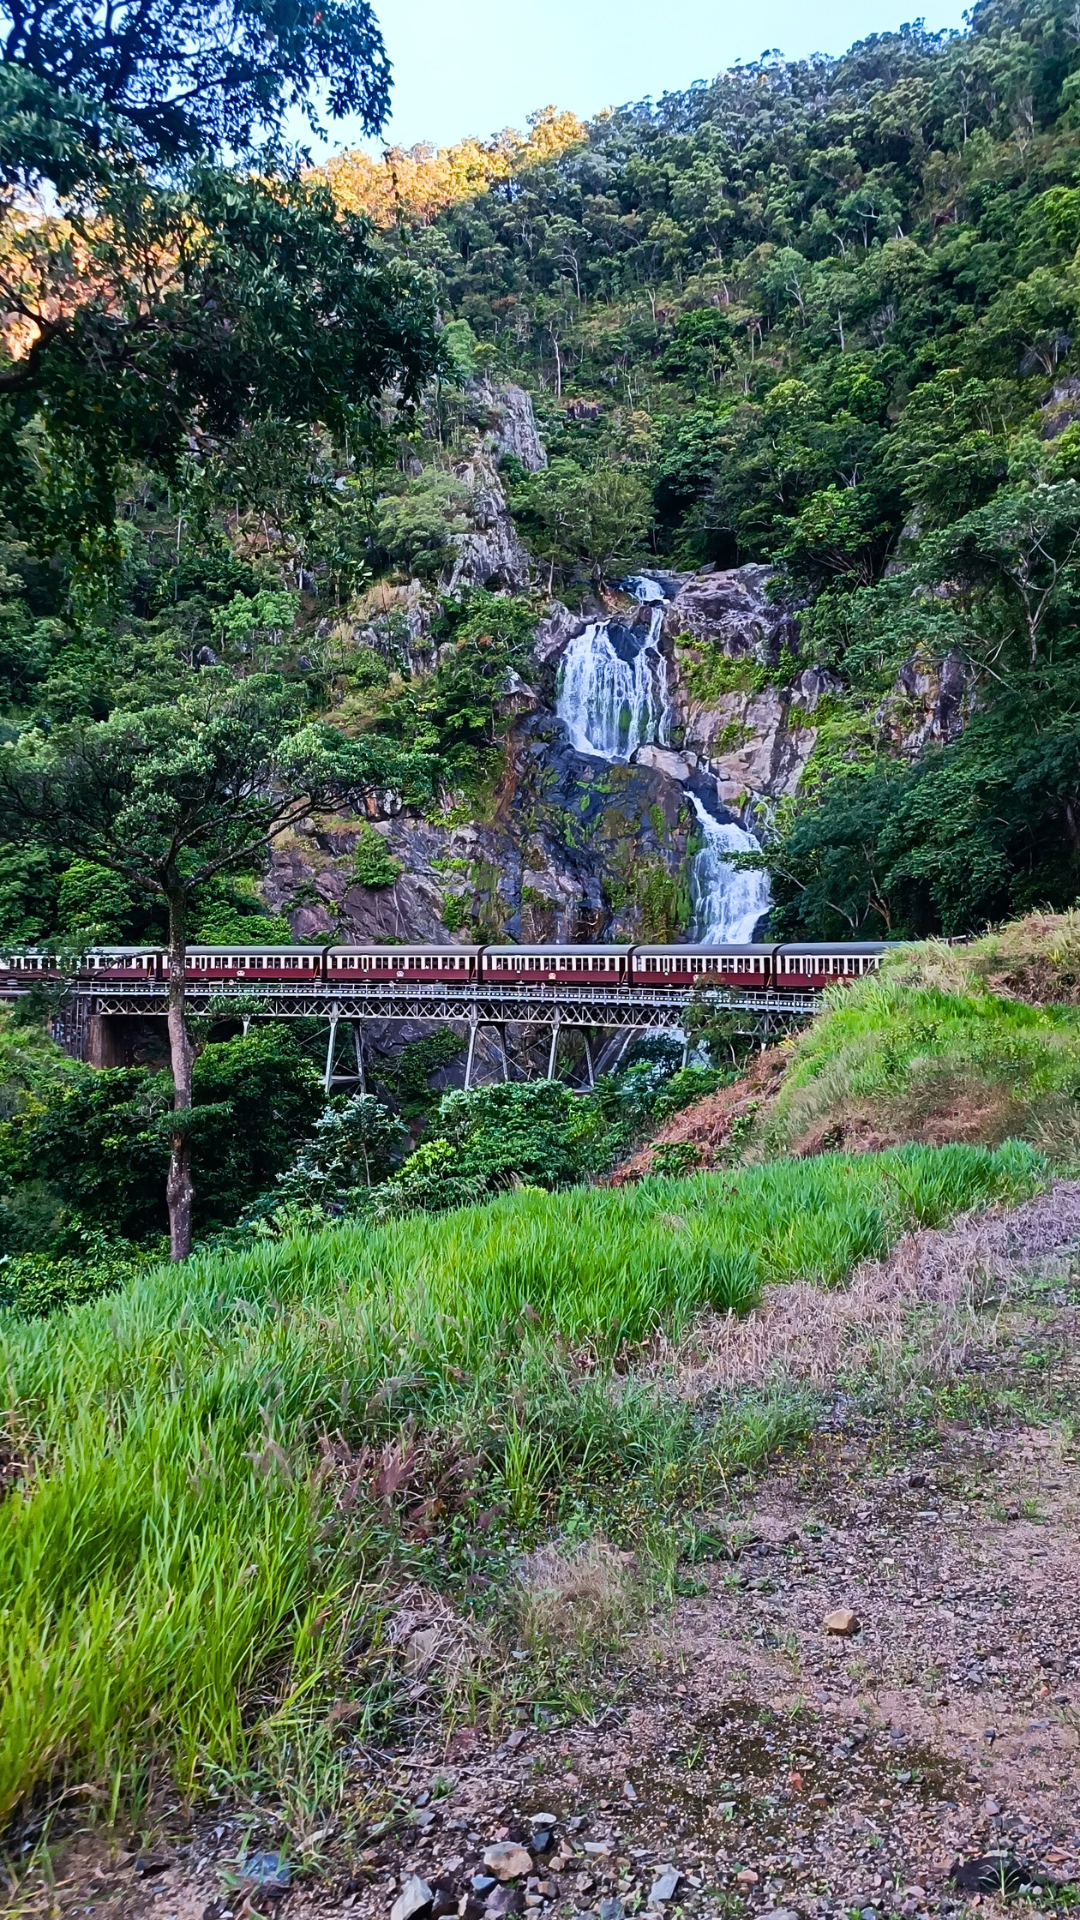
[51,978,819,1090]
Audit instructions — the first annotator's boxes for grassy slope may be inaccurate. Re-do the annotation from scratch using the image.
[0,1144,1040,1825]
[767,927,1080,1159]
[627,916,1080,1173]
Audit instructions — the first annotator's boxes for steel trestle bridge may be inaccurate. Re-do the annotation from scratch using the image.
[50,977,819,1090]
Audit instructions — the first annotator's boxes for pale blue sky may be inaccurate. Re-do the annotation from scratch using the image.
[305,0,970,158]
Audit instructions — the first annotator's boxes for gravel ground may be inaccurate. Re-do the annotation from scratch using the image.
[9,1203,1080,1920]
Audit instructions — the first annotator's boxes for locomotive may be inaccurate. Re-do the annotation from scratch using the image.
[0,940,891,994]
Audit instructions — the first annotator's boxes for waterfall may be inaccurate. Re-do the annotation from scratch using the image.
[688,794,772,943]
[555,573,772,944]
[556,575,671,760]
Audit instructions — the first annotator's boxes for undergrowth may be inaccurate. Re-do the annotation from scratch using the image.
[0,1142,1042,1833]
[766,956,1080,1159]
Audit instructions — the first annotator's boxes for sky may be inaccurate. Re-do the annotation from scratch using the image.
[305,0,971,159]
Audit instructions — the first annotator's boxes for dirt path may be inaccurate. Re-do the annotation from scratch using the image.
[9,1196,1080,1920]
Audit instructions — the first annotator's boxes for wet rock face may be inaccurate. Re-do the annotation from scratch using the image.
[264,715,698,950]
[679,676,835,810]
[660,565,825,808]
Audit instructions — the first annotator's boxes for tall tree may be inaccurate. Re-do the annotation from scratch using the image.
[0,0,391,181]
[0,676,377,1257]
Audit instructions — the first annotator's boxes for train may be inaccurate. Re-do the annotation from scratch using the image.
[0,940,893,993]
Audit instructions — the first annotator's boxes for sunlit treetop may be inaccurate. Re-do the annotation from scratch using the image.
[317,106,587,228]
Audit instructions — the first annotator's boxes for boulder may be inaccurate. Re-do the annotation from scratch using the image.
[392,1878,434,1920]
[664,563,797,659]
[823,1606,860,1635]
[632,744,694,781]
[482,1844,534,1882]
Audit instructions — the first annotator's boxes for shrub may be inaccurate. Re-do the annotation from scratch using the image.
[352,824,402,889]
[0,1232,152,1319]
[650,1141,702,1177]
[0,1029,324,1242]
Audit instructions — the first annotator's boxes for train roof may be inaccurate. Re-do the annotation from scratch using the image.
[774,941,893,954]
[483,943,636,954]
[185,944,322,955]
[327,941,483,952]
[634,942,775,956]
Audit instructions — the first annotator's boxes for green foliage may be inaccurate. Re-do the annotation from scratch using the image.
[0,845,61,947]
[367,590,538,794]
[650,1141,702,1177]
[3,171,441,567]
[374,1078,597,1215]
[0,1140,1040,1821]
[509,460,651,584]
[0,1230,154,1320]
[0,1030,323,1243]
[56,860,134,946]
[374,469,472,581]
[351,824,403,889]
[375,1027,465,1117]
[0,0,391,177]
[268,1094,408,1216]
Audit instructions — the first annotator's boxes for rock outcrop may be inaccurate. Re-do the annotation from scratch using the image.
[447,451,532,591]
[466,378,548,472]
[663,565,798,659]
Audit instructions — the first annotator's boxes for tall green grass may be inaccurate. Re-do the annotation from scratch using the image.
[767,967,1080,1154]
[0,1142,1042,1827]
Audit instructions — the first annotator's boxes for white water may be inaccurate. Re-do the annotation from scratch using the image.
[556,575,671,760]
[687,793,772,943]
[555,574,771,944]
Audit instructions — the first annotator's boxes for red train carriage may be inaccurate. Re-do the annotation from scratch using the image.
[481,945,633,982]
[773,943,887,989]
[326,944,481,981]
[185,946,324,980]
[630,944,775,986]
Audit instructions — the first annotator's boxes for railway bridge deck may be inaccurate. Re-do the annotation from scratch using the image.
[36,977,818,1088]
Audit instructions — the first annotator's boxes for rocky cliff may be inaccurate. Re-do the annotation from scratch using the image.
[267,385,964,957]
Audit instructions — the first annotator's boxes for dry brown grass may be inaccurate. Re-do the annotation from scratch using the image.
[644,1178,1080,1400]
[514,1539,640,1657]
[610,1044,790,1183]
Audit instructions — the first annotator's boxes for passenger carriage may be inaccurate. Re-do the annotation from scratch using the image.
[326,944,481,981]
[481,944,633,983]
[773,943,888,989]
[184,946,324,980]
[630,943,775,986]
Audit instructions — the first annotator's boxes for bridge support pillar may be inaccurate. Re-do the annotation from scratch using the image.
[583,1034,594,1089]
[547,1020,561,1080]
[353,1022,366,1095]
[324,1012,339,1094]
[464,1019,478,1090]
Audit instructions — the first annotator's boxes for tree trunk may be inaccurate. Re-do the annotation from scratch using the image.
[165,890,195,1260]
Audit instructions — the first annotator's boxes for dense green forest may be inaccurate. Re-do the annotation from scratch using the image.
[3,0,1080,955]
[5,0,1080,1272]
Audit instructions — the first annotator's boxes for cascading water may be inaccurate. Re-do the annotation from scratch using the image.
[556,575,671,760]
[555,573,771,943]
[687,793,772,943]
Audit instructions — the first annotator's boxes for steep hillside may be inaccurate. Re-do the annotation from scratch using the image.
[6,0,1080,959]
[625,914,1080,1174]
